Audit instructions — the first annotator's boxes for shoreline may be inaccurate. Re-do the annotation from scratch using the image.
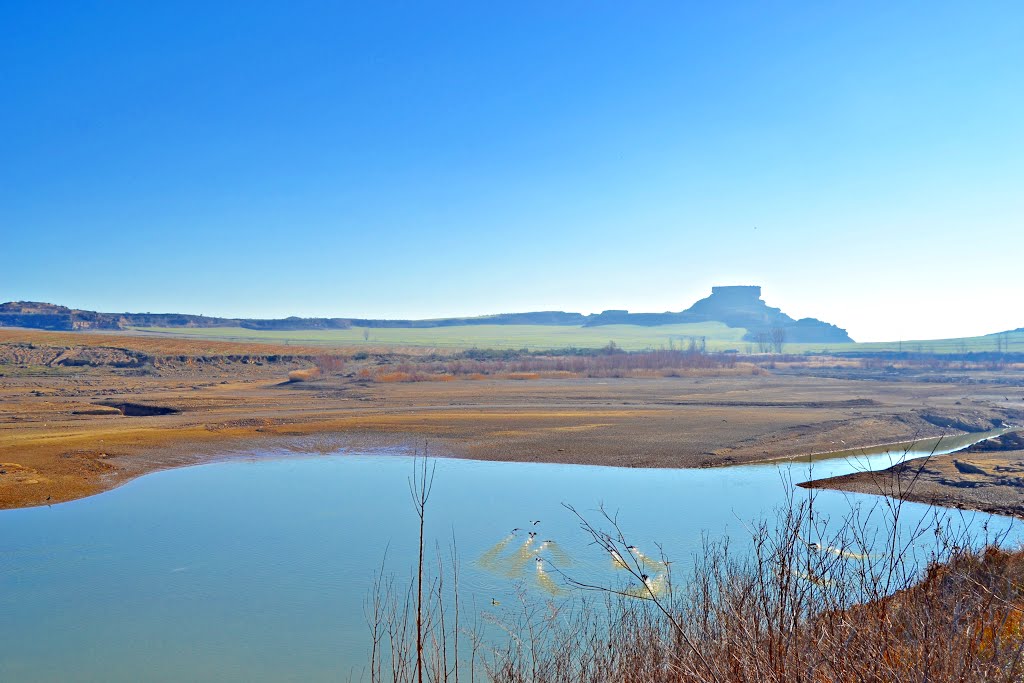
[737,427,1013,468]
[801,433,1024,519]
[3,330,1023,512]
[0,404,1011,511]
[6,427,1003,512]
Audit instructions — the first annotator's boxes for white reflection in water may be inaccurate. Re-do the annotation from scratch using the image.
[534,558,565,596]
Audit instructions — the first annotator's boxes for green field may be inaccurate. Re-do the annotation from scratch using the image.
[130,322,749,352]
[128,323,1024,354]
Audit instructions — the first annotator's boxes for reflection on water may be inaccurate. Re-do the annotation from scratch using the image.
[798,534,874,560]
[534,558,565,596]
[544,540,573,567]
[504,534,540,577]
[478,528,576,584]
[629,545,668,573]
[477,532,515,571]
[0,432,1018,681]
[623,571,669,598]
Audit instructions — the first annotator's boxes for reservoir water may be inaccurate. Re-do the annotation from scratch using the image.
[0,430,1017,681]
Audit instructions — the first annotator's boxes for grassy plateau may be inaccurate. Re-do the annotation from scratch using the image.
[130,322,750,351]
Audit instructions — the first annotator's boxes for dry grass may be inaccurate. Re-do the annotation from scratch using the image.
[352,350,754,383]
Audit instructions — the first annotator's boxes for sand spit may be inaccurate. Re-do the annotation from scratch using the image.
[802,430,1024,518]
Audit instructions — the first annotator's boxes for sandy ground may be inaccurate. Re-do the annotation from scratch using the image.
[2,330,1023,510]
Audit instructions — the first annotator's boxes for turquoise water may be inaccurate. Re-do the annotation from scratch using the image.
[0,432,1016,682]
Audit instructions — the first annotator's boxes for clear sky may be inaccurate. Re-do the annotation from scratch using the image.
[2,2,1021,342]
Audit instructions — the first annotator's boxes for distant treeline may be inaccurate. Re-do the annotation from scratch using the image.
[313,347,758,382]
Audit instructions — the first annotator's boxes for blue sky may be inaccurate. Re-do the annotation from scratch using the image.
[2,2,1021,342]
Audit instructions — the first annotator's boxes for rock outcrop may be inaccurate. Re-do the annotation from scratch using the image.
[583,286,854,343]
[684,286,852,344]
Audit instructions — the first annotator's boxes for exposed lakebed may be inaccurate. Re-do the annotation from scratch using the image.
[0,431,1018,681]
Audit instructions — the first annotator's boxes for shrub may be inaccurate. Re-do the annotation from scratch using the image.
[287,367,321,382]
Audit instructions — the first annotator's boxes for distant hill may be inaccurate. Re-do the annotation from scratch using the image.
[0,286,854,343]
[0,302,586,332]
[0,302,240,331]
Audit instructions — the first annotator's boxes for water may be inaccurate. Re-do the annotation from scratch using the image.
[0,430,1017,681]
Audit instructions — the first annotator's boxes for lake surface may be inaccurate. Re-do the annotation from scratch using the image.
[0,430,1017,682]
